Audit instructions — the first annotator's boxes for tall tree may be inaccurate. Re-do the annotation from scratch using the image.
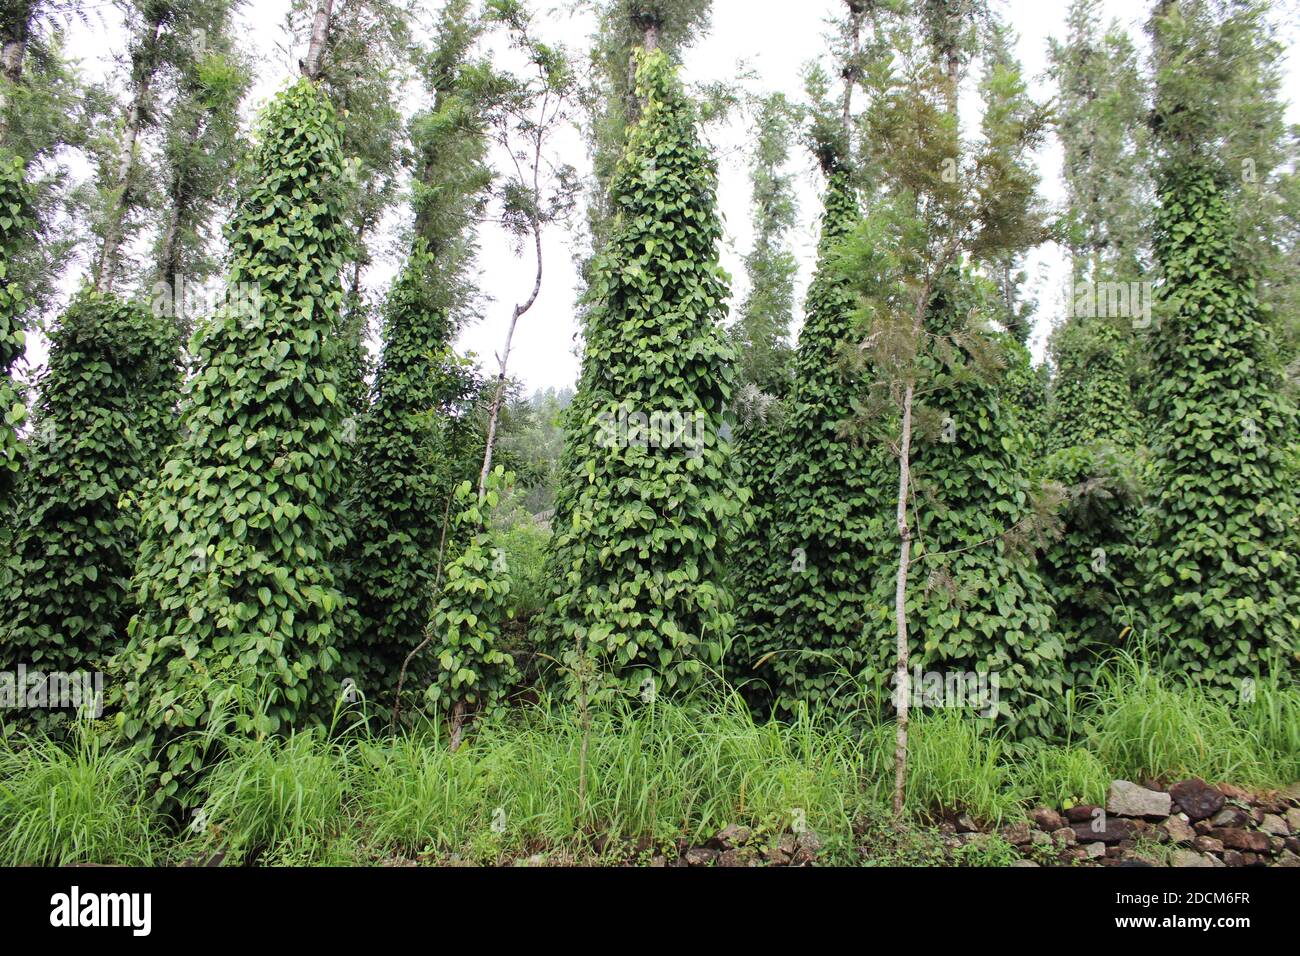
[546,48,741,697]
[1140,0,1299,694]
[580,0,712,280]
[0,292,180,717]
[117,49,353,807]
[151,0,250,316]
[837,8,1058,814]
[338,0,493,703]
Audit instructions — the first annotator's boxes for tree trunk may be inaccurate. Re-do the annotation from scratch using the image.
[301,0,334,82]
[643,21,659,52]
[892,378,915,821]
[0,0,34,148]
[477,218,540,500]
[840,3,865,161]
[94,15,165,295]
[155,107,207,291]
[0,0,31,83]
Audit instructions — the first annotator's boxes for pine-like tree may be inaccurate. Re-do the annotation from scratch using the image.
[116,80,352,807]
[546,49,741,696]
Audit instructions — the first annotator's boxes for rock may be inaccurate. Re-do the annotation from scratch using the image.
[1218,783,1254,802]
[684,847,718,867]
[1274,850,1300,868]
[1269,836,1286,855]
[1052,827,1078,847]
[1001,822,1034,846]
[1260,814,1289,837]
[1168,778,1226,821]
[1031,830,1052,848]
[1162,816,1196,845]
[1222,850,1245,867]
[1172,849,1214,868]
[955,813,979,833]
[1193,836,1224,854]
[1108,780,1172,819]
[1287,837,1300,855]
[650,854,667,867]
[1212,828,1270,853]
[1030,807,1065,831]
[1064,805,1100,824]
[791,830,821,866]
[1210,807,1250,829]
[1285,808,1300,834]
[1084,841,1107,859]
[1071,817,1134,845]
[1277,782,1300,805]
[714,824,752,849]
[1011,859,1040,867]
[1208,854,1226,868]
[718,848,754,867]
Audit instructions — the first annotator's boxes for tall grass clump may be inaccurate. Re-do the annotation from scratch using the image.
[0,723,159,865]
[192,730,353,865]
[1085,653,1300,787]
[1010,744,1109,809]
[351,728,487,855]
[864,710,1023,824]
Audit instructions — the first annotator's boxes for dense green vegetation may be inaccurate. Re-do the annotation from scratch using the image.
[0,0,1297,867]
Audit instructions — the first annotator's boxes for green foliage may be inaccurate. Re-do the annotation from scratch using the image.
[865,280,1064,739]
[0,149,32,507]
[115,81,352,808]
[338,0,492,699]
[337,246,466,696]
[1,292,180,696]
[738,171,878,716]
[547,49,742,696]
[1048,0,1152,285]
[427,470,519,716]
[0,724,160,866]
[730,92,797,397]
[1141,162,1300,691]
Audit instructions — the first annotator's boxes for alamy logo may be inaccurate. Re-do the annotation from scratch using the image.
[0,664,103,716]
[50,886,151,937]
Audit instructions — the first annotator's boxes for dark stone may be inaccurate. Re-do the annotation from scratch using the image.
[1030,807,1065,831]
[1071,818,1134,845]
[1168,778,1226,821]
[1065,805,1100,824]
[1212,828,1270,853]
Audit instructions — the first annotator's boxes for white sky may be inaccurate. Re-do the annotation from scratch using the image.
[23,0,1300,395]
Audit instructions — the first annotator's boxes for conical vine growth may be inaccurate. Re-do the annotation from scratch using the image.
[546,49,742,695]
[1040,320,1143,687]
[864,273,1064,740]
[0,150,32,511]
[1,292,180,700]
[338,245,463,695]
[1142,164,1300,691]
[115,80,353,807]
[738,169,881,716]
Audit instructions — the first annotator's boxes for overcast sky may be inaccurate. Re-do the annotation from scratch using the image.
[27,0,1300,396]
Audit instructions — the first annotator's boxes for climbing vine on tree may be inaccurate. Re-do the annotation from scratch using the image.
[427,468,519,734]
[115,80,352,808]
[1,292,180,705]
[546,49,742,696]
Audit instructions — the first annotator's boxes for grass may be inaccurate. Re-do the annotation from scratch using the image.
[0,722,159,865]
[0,657,1296,867]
